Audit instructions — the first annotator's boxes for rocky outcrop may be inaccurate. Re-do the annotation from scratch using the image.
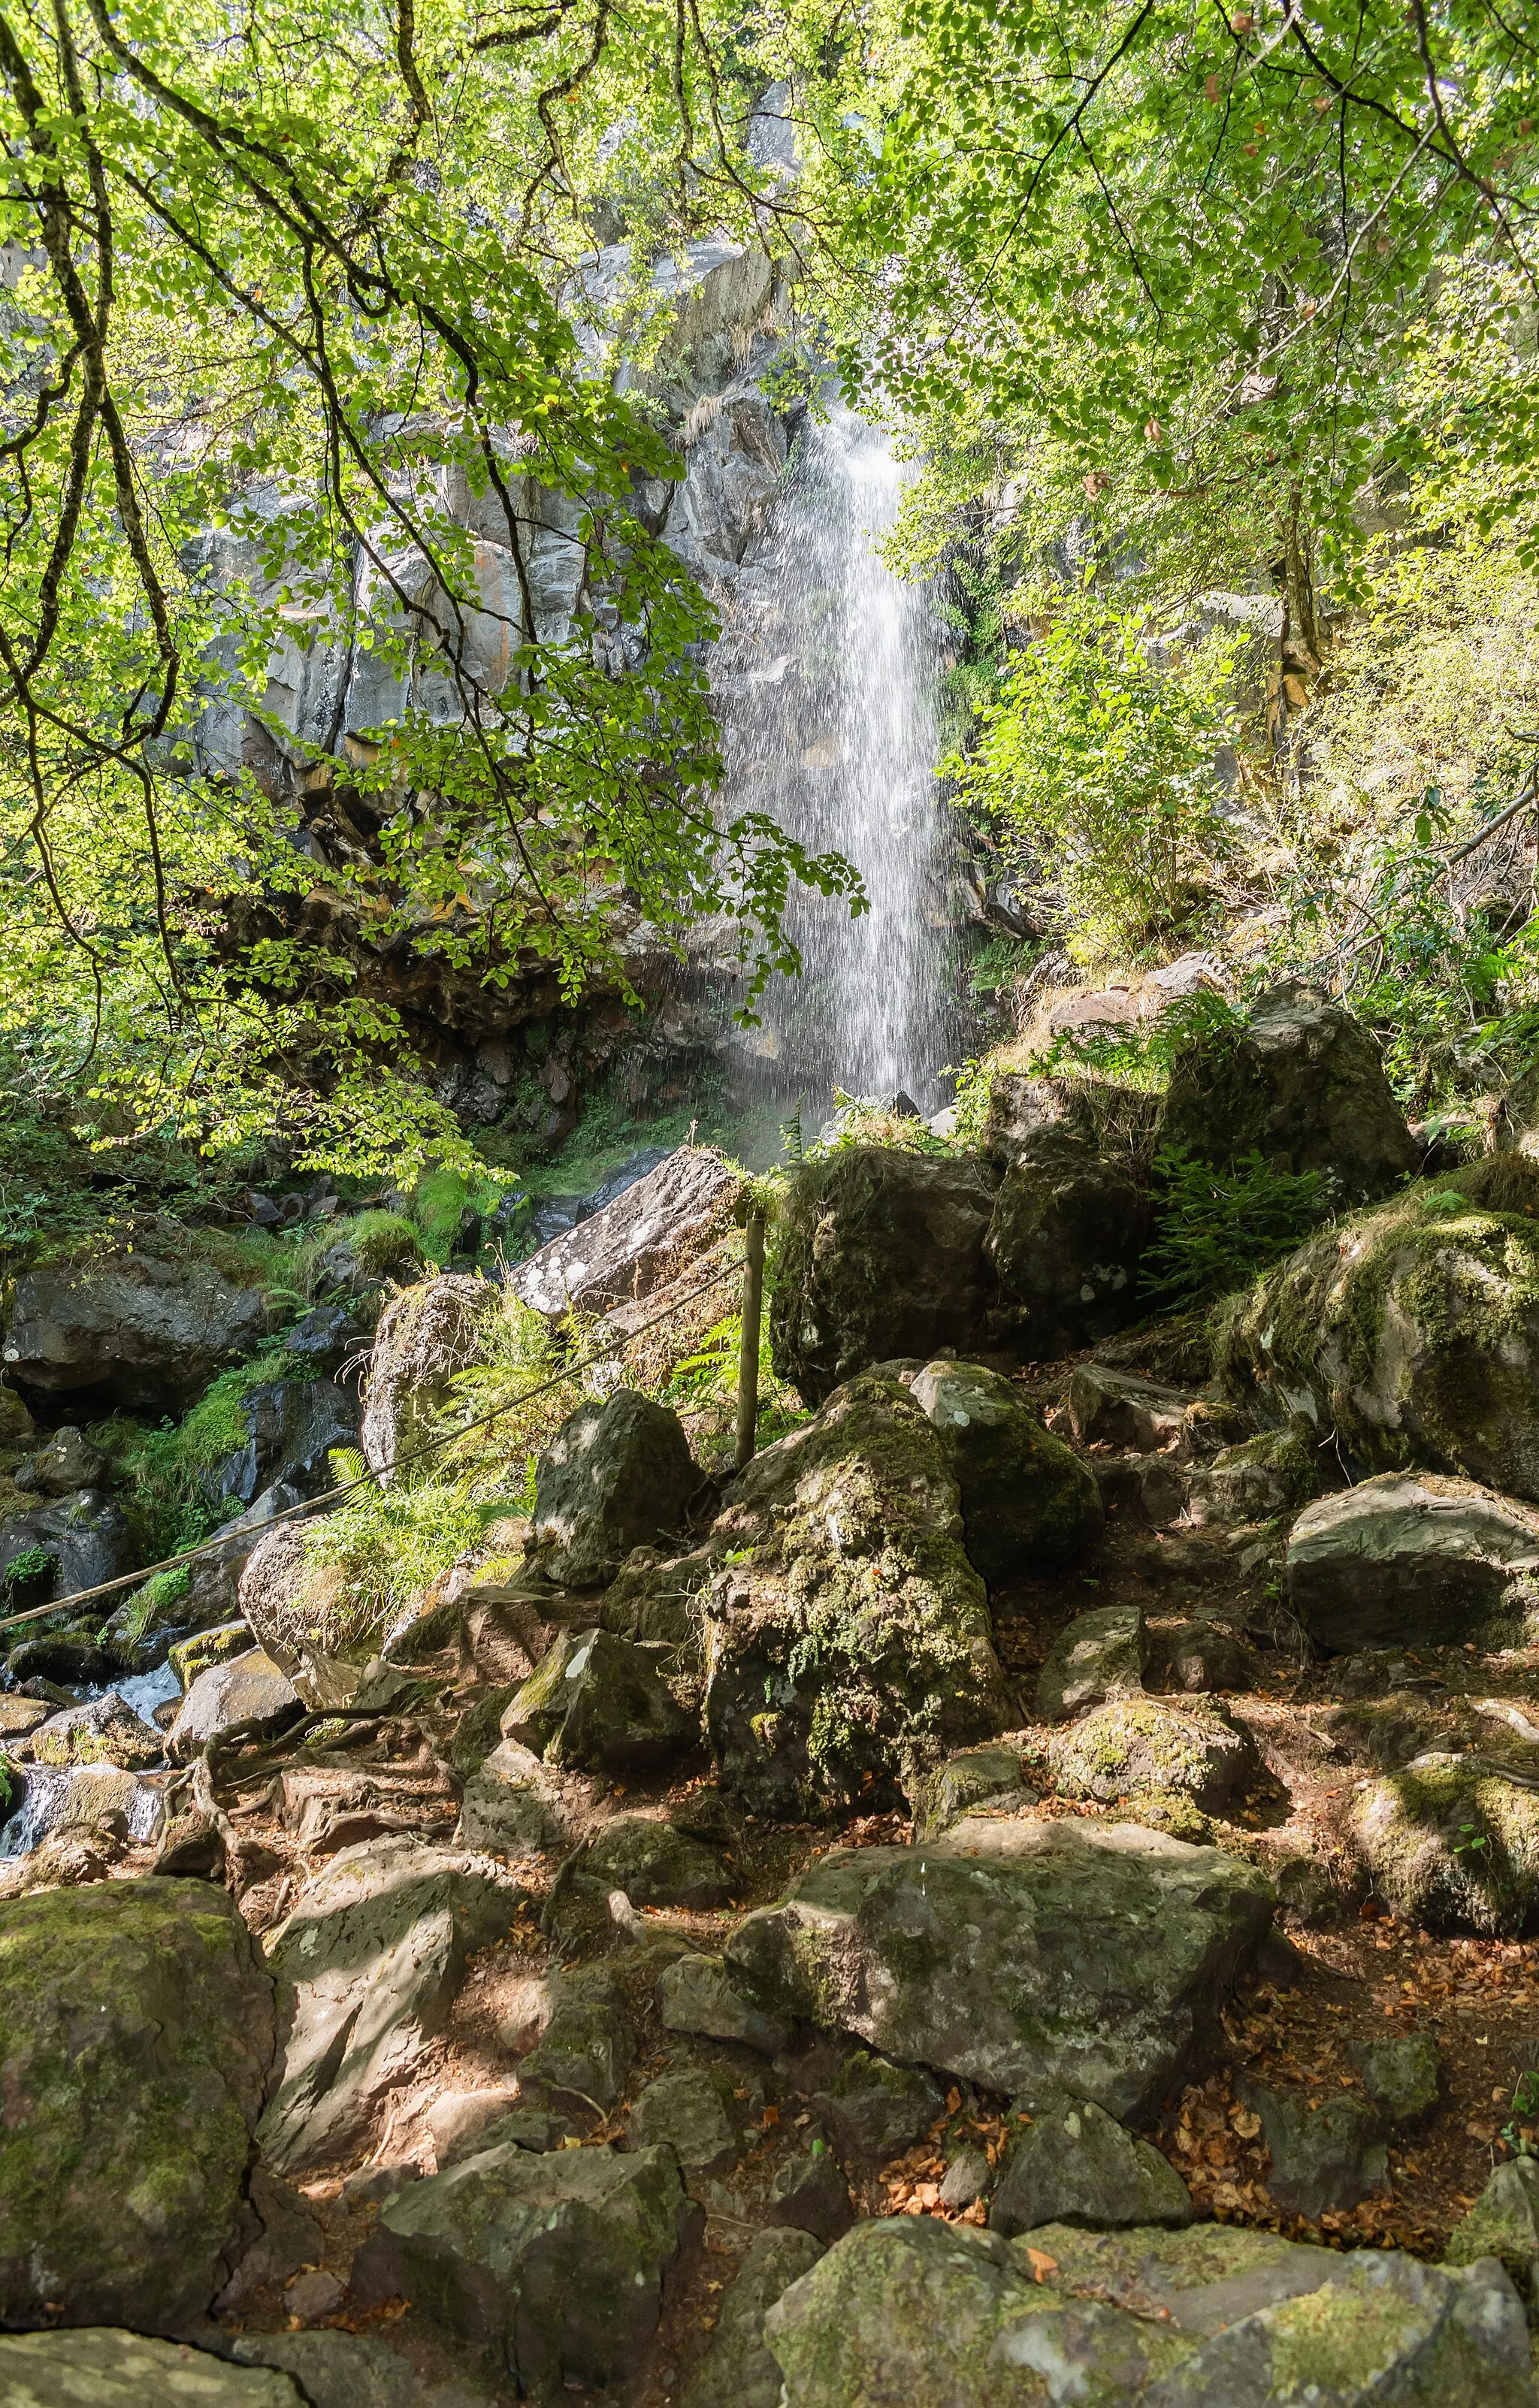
[237,1521,371,1703]
[1159,980,1419,1199]
[762,2216,1534,2407]
[355,2139,694,2390]
[727,1814,1274,2120]
[984,1128,1150,1358]
[703,1375,1010,1814]
[509,1145,740,1318]
[359,1273,498,1477]
[0,1878,276,2327]
[770,1149,998,1406]
[0,1488,138,1608]
[259,1837,519,2170]
[906,1359,1102,1582]
[1286,1473,1539,1651]
[658,1951,791,2056]
[1218,1156,1539,1501]
[531,1389,705,1587]
[207,1376,357,1509]
[2,1243,273,1409]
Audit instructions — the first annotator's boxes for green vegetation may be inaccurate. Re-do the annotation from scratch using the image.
[1141,1149,1338,1310]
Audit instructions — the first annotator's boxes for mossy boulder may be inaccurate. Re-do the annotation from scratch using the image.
[355,2138,693,2389]
[770,1148,999,1406]
[1039,1696,1258,1813]
[0,2331,304,2403]
[703,1376,1011,1816]
[1446,2157,1539,2304]
[0,1878,277,2327]
[1218,1156,1539,1503]
[1237,2078,1387,2219]
[26,1692,163,1770]
[1350,1751,1539,1935]
[907,1359,1103,1583]
[915,1743,1030,1838]
[1287,1472,1539,1651]
[984,1128,1150,1357]
[1036,1601,1147,1721]
[358,1273,498,1477]
[657,1951,792,2057]
[1159,980,1419,1201]
[577,1811,730,1908]
[810,2050,945,2165]
[504,1627,694,1772]
[531,1389,705,1588]
[683,2227,826,2408]
[1350,2033,1444,2129]
[989,2097,1193,2236]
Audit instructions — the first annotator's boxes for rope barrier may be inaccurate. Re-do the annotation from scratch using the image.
[0,1253,745,1639]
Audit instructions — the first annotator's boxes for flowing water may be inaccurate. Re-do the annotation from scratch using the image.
[715,406,959,1115]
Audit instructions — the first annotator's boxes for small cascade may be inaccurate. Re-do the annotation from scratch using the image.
[715,404,960,1114]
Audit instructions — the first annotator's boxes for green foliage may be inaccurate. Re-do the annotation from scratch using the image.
[2,1545,55,1591]
[1142,1147,1337,1310]
[95,1347,316,1557]
[946,592,1235,962]
[1029,989,1247,1093]
[114,1565,192,1646]
[298,1473,491,1633]
[341,1212,428,1283]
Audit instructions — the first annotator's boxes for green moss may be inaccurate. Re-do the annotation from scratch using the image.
[341,1209,425,1280]
[112,1564,192,1647]
[1266,2270,1425,2393]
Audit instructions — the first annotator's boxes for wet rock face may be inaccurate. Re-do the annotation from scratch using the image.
[0,1878,276,2328]
[0,1489,138,1608]
[355,2139,694,2391]
[1159,980,1420,1201]
[531,1389,704,1588]
[1219,1155,1539,1506]
[727,1815,1274,2122]
[770,1148,999,1406]
[762,2216,1535,2408]
[703,1376,1010,1816]
[907,1358,1103,1583]
[1287,1473,1539,1651]
[984,1129,1150,1358]
[207,1376,358,1509]
[2,1246,273,1410]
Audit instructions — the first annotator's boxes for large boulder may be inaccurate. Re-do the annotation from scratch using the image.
[258,1837,519,2170]
[1217,1156,1539,1503]
[1,1243,273,1409]
[0,1489,137,1606]
[354,2139,694,2391]
[1350,1751,1539,1936]
[982,1070,1161,1174]
[906,1359,1102,1582]
[509,1144,741,1318]
[26,1693,163,1770]
[1036,1602,1147,1720]
[576,1812,730,1908]
[359,1273,498,1478]
[531,1389,704,1588]
[762,2215,1534,2408]
[206,1376,357,1509]
[167,1646,304,1763]
[769,1148,998,1406]
[0,1878,276,2326]
[455,1736,576,1860]
[727,1814,1274,2121]
[503,1627,694,1771]
[1287,1473,1539,1651]
[984,1129,1150,1358]
[1158,980,1419,1199]
[1041,1696,1257,1813]
[703,1376,1010,1815]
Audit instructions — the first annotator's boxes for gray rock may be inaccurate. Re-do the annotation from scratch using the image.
[4,1630,113,1687]
[532,1388,704,1588]
[1287,1473,1539,1651]
[355,2138,693,2391]
[509,1147,741,1320]
[259,1838,520,2171]
[1036,1602,1147,1720]
[985,1128,1150,1357]
[0,1878,276,2327]
[455,1738,573,1859]
[216,2162,327,2309]
[513,1970,636,2110]
[915,1743,1030,1838]
[503,1627,693,1771]
[207,1377,358,1509]
[658,1951,792,2056]
[703,1375,1009,1816]
[727,1814,1275,2122]
[579,1812,731,1907]
[939,2145,993,2210]
[1149,1609,1256,1696]
[231,2328,494,2407]
[1350,2033,1445,2129]
[26,1691,163,1770]
[1238,2078,1386,2219]
[763,2214,1536,2408]
[765,2147,854,2243]
[1045,1696,1257,1811]
[769,1147,999,1407]
[990,2098,1193,2235]
[0,1490,138,1608]
[168,1647,303,1762]
[1446,2157,1539,2304]
[1350,1751,1539,1936]
[1159,979,1418,1200]
[14,1426,108,1496]
[1219,1155,1539,1507]
[1068,1364,1191,1452]
[0,2331,303,2405]
[2,1244,273,1409]
[907,1358,1103,1582]
[682,2227,825,2408]
[628,2067,744,2171]
[359,1275,498,1479]
[812,2051,945,2165]
[424,2087,524,2171]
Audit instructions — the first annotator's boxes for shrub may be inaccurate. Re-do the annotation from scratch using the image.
[1142,1147,1338,1309]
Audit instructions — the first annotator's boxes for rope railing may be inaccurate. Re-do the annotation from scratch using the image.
[0,1234,766,1642]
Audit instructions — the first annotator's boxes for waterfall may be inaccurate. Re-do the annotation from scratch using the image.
[715,405,958,1116]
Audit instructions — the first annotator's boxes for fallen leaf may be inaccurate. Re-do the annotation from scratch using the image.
[1025,2248,1058,2282]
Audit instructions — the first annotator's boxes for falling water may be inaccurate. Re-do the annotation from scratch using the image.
[715,406,958,1113]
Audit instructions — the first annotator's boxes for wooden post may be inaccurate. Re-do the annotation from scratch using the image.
[735,1210,766,1472]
